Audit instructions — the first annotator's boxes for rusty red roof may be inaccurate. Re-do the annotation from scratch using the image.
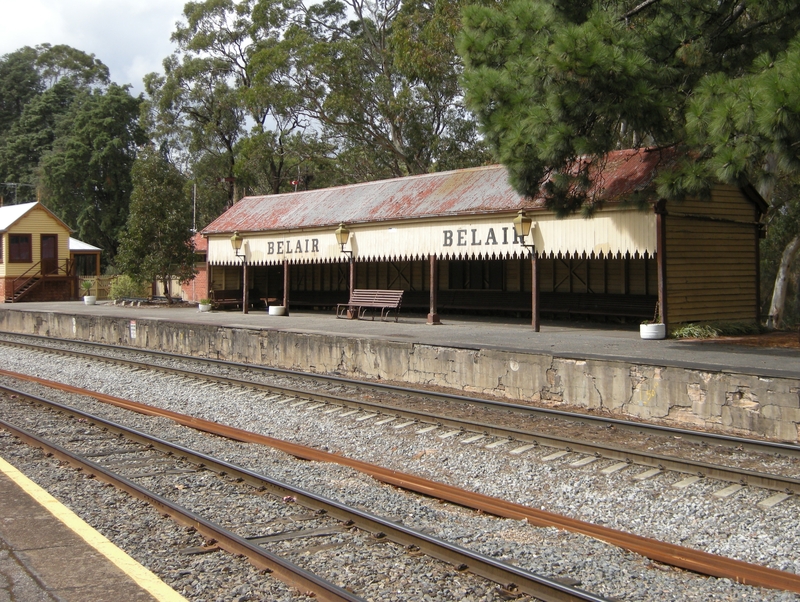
[203,149,674,235]
[191,232,207,252]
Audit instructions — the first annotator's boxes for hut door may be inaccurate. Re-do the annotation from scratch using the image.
[41,235,58,274]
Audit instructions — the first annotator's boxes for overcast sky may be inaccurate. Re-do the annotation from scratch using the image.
[1,0,188,95]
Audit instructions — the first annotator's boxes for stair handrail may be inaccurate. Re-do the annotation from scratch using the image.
[9,258,74,300]
[11,261,43,297]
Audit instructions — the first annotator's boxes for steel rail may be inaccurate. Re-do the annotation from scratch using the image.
[2,332,798,459]
[1,379,798,594]
[0,389,609,602]
[0,418,364,602]
[2,363,799,496]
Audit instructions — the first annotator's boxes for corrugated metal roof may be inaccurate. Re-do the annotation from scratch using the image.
[0,202,37,231]
[203,149,672,235]
[0,201,73,233]
[69,237,101,252]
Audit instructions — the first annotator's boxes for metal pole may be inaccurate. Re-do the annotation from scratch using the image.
[532,252,540,332]
[283,259,290,316]
[427,254,440,325]
[242,260,249,314]
[349,257,355,298]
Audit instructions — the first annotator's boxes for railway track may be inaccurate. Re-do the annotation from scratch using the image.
[2,333,800,597]
[0,387,608,602]
[1,372,800,595]
[0,332,798,498]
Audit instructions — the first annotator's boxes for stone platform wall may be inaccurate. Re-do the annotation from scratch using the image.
[2,309,798,442]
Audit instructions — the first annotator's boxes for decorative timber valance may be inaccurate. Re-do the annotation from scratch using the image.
[207,209,656,266]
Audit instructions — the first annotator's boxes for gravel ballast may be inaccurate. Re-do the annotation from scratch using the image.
[0,342,797,601]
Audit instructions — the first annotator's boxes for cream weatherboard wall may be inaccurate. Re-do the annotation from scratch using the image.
[0,205,71,278]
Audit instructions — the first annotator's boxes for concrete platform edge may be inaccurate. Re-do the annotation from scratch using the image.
[0,456,187,602]
[1,307,798,442]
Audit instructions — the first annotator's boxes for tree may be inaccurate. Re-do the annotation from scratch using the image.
[459,1,800,325]
[39,84,146,261]
[0,44,113,204]
[286,0,489,179]
[116,148,196,303]
[0,47,42,136]
[145,0,313,209]
[0,80,80,189]
[458,0,800,214]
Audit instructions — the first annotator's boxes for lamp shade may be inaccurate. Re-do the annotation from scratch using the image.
[513,210,532,239]
[230,231,243,251]
[334,223,350,246]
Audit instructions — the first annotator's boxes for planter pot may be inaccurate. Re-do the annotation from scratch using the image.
[268,305,286,316]
[640,323,666,340]
[198,304,212,313]
[83,295,96,305]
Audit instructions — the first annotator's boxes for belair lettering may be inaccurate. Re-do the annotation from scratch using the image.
[442,227,522,247]
[267,238,320,255]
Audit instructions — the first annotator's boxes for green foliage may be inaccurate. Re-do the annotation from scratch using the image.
[80,279,94,292]
[287,0,490,178]
[760,179,800,326]
[39,84,145,261]
[0,47,42,135]
[0,44,141,270]
[116,148,196,303]
[109,274,149,300]
[458,0,800,213]
[670,321,762,339]
[145,0,491,211]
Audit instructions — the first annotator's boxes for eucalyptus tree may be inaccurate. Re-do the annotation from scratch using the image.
[145,0,316,213]
[285,0,489,179]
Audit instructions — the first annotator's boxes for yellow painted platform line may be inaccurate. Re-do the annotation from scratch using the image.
[0,456,187,602]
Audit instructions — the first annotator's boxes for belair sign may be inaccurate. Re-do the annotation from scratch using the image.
[207,209,655,265]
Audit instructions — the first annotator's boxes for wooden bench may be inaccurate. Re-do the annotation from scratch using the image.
[209,289,242,310]
[336,289,403,321]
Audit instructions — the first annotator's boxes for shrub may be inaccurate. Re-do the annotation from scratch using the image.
[109,275,149,300]
[80,279,94,293]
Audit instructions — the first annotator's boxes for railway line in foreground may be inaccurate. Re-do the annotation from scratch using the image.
[1,332,799,599]
[2,390,606,601]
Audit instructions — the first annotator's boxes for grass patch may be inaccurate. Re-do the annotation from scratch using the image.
[670,321,763,339]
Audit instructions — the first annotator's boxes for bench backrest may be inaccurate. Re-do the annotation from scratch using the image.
[349,289,403,305]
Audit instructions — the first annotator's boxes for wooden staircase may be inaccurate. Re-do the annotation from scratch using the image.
[6,275,42,302]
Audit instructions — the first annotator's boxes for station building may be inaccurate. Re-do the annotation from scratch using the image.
[202,149,767,329]
[0,201,101,303]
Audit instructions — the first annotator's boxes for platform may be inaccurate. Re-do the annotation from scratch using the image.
[0,456,185,602]
[1,301,796,379]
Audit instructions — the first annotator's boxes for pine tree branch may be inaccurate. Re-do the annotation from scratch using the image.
[620,0,662,21]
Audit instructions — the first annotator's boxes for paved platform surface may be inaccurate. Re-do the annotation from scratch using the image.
[0,457,184,602]
[2,302,797,379]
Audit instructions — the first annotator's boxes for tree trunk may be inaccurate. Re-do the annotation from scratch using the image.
[767,234,800,329]
[161,276,173,305]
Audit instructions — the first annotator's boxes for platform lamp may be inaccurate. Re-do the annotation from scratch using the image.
[230,231,248,314]
[512,210,539,332]
[334,223,355,299]
[334,223,352,256]
[512,210,534,253]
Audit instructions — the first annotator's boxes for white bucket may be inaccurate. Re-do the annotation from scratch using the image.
[268,306,286,316]
[640,323,666,340]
